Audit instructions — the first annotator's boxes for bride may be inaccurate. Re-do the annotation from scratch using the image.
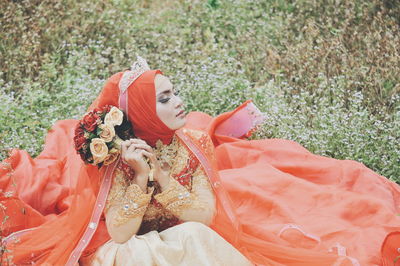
[1,57,400,265]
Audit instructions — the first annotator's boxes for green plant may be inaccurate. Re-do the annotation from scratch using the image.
[0,0,398,182]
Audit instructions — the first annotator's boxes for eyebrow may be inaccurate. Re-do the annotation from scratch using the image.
[156,86,174,97]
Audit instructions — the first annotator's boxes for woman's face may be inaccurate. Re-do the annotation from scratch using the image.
[155,74,186,130]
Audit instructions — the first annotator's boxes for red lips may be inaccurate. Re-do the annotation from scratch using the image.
[176,110,185,117]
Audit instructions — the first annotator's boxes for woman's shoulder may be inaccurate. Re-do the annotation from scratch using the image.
[180,128,211,143]
[179,128,215,158]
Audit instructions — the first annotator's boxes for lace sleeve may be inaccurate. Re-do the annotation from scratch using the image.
[154,164,216,225]
[105,167,154,227]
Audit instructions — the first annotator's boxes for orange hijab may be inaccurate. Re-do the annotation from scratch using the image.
[89,69,175,146]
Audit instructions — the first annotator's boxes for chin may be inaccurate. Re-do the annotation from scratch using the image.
[173,118,186,130]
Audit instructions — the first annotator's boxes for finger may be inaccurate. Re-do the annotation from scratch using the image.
[127,144,137,154]
[141,142,153,152]
[121,141,128,156]
[126,150,142,162]
[122,140,131,151]
[129,138,141,143]
[130,138,147,145]
[129,144,153,153]
[141,151,157,165]
[133,150,150,165]
[131,140,153,151]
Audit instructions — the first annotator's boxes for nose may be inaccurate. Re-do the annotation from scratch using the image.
[174,94,183,109]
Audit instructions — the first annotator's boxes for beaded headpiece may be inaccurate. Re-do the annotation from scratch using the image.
[118,56,150,93]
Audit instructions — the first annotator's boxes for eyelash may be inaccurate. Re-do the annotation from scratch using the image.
[159,98,170,104]
[159,91,179,104]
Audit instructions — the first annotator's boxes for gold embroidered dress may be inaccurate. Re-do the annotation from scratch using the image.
[81,129,252,266]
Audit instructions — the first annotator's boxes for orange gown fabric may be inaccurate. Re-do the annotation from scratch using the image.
[186,106,400,266]
[1,72,399,265]
[1,120,106,264]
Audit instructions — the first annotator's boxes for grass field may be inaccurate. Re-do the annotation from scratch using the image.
[0,0,399,181]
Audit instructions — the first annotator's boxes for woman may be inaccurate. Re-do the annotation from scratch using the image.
[1,57,400,265]
[1,58,252,266]
[78,66,254,265]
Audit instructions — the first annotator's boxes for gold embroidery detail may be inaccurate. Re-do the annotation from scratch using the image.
[192,165,213,190]
[184,128,204,140]
[105,132,215,231]
[184,129,215,160]
[154,135,195,190]
[172,141,194,190]
[113,184,154,226]
[154,136,179,167]
[105,165,154,226]
[105,167,127,212]
[189,165,213,212]
[171,140,189,172]
[154,177,190,207]
[142,184,176,222]
[153,171,211,217]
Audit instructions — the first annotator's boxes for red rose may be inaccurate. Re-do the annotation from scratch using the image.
[74,134,87,151]
[75,125,84,136]
[82,112,100,132]
[93,107,103,115]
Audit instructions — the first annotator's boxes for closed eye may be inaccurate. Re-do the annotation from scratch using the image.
[158,88,179,104]
[159,98,170,103]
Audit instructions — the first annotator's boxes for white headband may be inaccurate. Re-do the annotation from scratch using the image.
[118,56,151,115]
[118,56,150,93]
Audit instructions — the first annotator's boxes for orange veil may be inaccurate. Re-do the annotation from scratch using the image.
[186,102,400,265]
[1,119,102,264]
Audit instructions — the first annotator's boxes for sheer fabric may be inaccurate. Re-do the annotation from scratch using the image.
[1,119,104,264]
[185,102,400,265]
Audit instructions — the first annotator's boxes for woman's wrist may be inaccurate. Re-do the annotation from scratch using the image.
[158,173,171,192]
[134,174,149,193]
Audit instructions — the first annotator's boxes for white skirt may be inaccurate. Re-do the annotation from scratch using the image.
[81,222,253,266]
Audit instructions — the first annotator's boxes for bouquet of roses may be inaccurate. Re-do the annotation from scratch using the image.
[74,105,130,167]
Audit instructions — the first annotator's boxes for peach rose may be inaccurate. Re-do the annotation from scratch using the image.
[99,123,115,142]
[104,107,123,126]
[103,148,120,165]
[90,138,108,164]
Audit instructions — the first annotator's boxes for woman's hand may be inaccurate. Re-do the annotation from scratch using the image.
[121,139,151,192]
[122,139,171,192]
[144,150,171,192]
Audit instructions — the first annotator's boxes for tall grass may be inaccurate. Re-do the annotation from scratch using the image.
[0,0,399,181]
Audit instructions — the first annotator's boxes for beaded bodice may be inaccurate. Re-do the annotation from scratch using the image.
[105,130,213,235]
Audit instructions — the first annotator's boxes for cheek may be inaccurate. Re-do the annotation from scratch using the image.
[156,102,184,130]
[156,103,173,124]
